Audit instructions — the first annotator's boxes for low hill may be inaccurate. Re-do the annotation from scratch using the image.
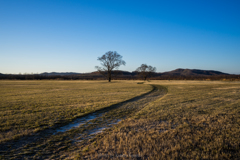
[161,68,229,76]
[90,70,136,76]
[39,72,81,76]
[90,69,229,77]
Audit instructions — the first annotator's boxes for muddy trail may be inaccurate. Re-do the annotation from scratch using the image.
[0,85,167,159]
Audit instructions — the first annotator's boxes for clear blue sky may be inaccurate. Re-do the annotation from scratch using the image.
[1,0,240,74]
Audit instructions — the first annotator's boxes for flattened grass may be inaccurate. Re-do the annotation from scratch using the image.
[0,80,152,143]
[80,80,240,159]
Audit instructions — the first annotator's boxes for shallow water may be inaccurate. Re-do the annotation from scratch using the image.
[54,110,122,136]
[90,127,107,135]
[90,119,121,135]
[54,113,102,133]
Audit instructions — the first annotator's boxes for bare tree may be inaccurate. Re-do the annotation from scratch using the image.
[136,64,156,81]
[95,51,126,82]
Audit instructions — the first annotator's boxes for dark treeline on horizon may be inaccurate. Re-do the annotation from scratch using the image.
[0,73,239,81]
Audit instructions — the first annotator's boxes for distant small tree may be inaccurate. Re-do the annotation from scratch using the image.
[136,64,156,81]
[95,51,126,82]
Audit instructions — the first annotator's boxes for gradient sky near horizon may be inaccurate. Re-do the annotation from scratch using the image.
[1,0,240,74]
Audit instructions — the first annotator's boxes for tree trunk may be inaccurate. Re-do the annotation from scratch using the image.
[108,71,111,82]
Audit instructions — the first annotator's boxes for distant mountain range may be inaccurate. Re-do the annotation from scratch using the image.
[89,68,230,76]
[0,69,231,76]
[39,72,81,76]
[161,68,229,76]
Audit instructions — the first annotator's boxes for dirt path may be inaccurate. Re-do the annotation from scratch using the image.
[0,85,167,159]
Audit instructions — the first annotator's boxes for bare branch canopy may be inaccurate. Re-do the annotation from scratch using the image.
[136,64,156,81]
[95,51,126,82]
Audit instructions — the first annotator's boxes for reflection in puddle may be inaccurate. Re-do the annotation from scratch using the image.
[74,119,122,142]
[90,127,107,135]
[89,119,121,135]
[54,113,101,134]
[54,112,121,137]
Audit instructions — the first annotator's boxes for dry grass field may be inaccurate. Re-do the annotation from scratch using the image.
[0,80,152,143]
[75,80,240,159]
[1,80,240,159]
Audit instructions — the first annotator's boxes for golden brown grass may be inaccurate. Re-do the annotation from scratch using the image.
[77,80,240,159]
[0,80,152,143]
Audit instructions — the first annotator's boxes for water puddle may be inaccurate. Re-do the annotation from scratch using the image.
[54,113,101,134]
[73,119,122,143]
[111,119,122,125]
[90,127,107,135]
[89,119,122,135]
[54,111,121,135]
